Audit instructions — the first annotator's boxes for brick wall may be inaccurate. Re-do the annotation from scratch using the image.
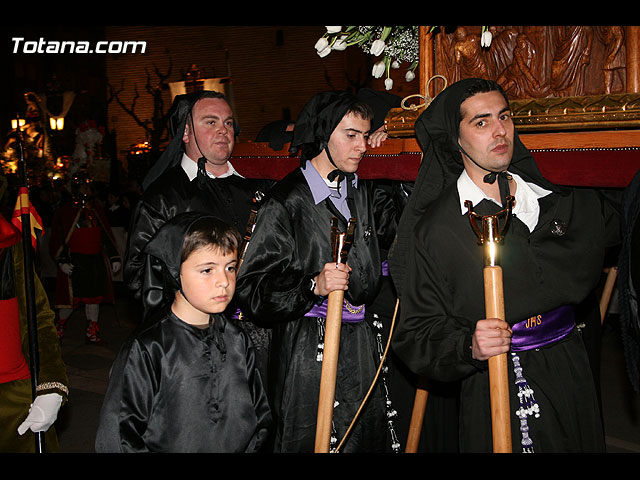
[105,26,385,159]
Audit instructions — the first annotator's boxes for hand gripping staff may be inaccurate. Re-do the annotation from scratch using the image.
[465,196,515,453]
[314,217,356,453]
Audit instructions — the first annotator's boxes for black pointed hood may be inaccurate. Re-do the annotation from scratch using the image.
[389,77,562,297]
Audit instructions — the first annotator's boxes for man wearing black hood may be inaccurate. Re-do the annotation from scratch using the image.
[124,91,271,320]
[389,78,620,452]
[235,91,398,452]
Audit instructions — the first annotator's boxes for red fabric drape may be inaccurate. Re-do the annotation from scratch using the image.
[231,148,640,188]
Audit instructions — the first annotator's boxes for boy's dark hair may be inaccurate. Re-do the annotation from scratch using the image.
[181,216,241,264]
[346,100,374,123]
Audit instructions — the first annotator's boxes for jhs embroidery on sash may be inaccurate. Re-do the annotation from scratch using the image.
[524,314,542,329]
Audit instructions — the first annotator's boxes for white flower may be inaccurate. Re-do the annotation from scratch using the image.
[481,30,493,48]
[315,37,329,52]
[384,77,394,91]
[370,39,386,56]
[391,60,400,69]
[332,35,348,51]
[315,37,331,57]
[317,46,332,57]
[405,70,416,82]
[372,61,385,78]
[325,26,342,34]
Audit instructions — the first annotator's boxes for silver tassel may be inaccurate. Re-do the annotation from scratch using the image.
[511,351,540,453]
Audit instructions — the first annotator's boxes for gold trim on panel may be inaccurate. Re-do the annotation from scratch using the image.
[511,93,640,131]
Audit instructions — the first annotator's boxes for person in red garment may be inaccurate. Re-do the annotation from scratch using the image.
[0,208,68,452]
[50,173,120,344]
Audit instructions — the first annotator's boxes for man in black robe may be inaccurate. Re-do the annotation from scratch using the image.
[124,90,271,320]
[235,91,397,452]
[389,78,620,452]
[124,91,272,377]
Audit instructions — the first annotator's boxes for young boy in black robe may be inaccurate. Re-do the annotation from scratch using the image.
[95,212,271,452]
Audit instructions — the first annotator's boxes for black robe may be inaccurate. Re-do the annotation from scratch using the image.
[235,167,396,452]
[95,309,272,453]
[124,163,270,314]
[124,163,273,381]
[392,182,619,452]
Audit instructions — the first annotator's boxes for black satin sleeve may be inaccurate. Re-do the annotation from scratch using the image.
[123,167,191,300]
[235,171,386,325]
[235,191,325,325]
[371,180,400,253]
[94,335,154,452]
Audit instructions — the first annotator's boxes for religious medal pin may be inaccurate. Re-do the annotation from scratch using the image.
[550,219,567,237]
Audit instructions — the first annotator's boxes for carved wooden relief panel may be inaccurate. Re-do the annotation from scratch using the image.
[435,26,626,98]
[414,26,640,132]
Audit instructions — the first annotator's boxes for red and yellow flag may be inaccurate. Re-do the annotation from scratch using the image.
[11,187,44,250]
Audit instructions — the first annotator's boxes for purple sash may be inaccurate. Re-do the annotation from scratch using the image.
[231,301,366,323]
[511,305,575,352]
[304,299,365,323]
[381,260,389,276]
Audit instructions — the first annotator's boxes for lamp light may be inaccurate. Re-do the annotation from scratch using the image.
[50,117,64,130]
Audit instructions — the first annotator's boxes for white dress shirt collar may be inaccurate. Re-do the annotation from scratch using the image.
[181,153,243,181]
[457,169,551,232]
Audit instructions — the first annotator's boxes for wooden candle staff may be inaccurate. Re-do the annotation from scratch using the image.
[405,377,429,453]
[315,217,356,453]
[237,191,263,271]
[465,197,515,453]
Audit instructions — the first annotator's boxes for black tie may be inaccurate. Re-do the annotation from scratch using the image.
[327,169,354,183]
[483,170,511,207]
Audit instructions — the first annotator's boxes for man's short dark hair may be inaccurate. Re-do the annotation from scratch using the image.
[181,216,241,264]
[186,91,229,127]
[460,78,510,111]
[346,100,374,123]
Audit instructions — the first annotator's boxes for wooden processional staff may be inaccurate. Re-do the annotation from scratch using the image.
[315,217,356,453]
[465,196,515,453]
[237,191,263,271]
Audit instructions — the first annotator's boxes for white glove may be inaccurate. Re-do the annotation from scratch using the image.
[111,261,121,274]
[17,393,63,435]
[60,263,74,275]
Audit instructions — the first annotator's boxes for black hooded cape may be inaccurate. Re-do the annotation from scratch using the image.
[235,91,397,452]
[124,91,272,318]
[390,78,619,452]
[96,212,272,453]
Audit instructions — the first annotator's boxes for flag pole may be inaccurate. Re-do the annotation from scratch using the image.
[15,116,45,453]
